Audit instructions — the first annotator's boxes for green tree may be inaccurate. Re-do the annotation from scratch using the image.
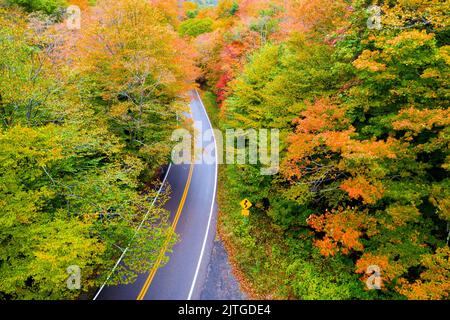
[0,3,188,299]
[6,0,67,14]
[179,17,214,37]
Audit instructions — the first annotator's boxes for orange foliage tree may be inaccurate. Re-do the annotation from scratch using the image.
[73,0,198,169]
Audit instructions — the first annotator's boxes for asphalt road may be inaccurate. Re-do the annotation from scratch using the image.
[95,90,218,300]
[201,240,247,300]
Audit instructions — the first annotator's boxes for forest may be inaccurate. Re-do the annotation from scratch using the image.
[0,0,449,300]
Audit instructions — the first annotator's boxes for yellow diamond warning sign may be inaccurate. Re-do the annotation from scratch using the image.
[240,199,252,210]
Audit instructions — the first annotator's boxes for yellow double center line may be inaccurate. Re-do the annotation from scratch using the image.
[136,163,194,300]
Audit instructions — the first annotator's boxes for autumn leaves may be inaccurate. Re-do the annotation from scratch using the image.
[188,0,449,299]
[0,0,196,299]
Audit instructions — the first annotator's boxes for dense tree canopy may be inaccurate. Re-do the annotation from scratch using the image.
[0,0,195,299]
[6,0,67,14]
[191,0,449,300]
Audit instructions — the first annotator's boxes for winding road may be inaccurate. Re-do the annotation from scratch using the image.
[94,90,218,300]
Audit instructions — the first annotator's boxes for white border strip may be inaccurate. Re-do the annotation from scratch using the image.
[93,163,172,300]
[187,90,218,300]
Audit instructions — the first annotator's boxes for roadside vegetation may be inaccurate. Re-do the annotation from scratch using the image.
[0,0,196,299]
[190,0,450,300]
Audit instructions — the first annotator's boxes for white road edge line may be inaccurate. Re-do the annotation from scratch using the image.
[93,163,172,300]
[187,90,219,300]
